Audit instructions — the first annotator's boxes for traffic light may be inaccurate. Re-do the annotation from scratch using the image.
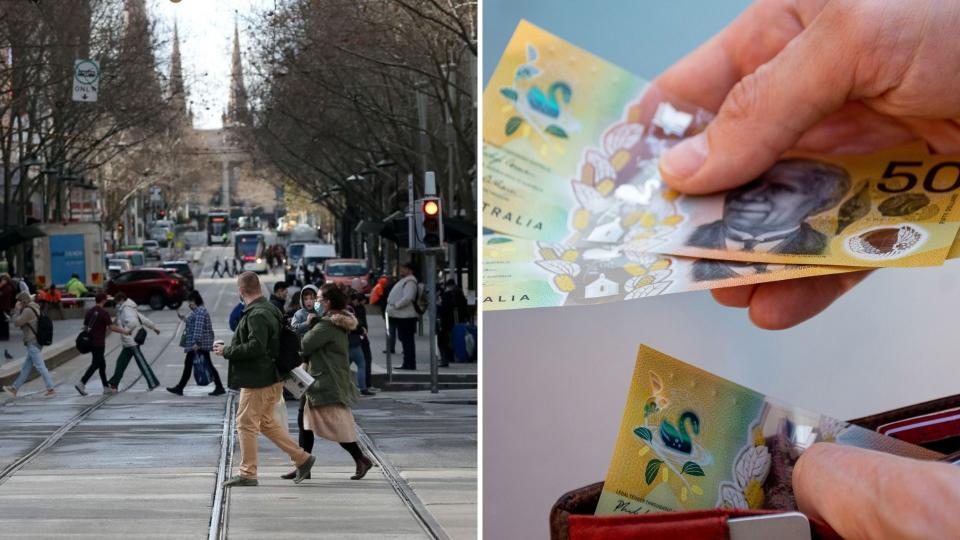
[415,196,444,250]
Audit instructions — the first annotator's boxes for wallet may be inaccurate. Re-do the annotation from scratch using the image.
[550,393,960,540]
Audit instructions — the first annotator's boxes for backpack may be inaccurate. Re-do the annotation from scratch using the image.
[28,306,54,346]
[273,310,302,374]
[413,282,428,316]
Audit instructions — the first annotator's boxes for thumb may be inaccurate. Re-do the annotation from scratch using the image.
[659,20,853,194]
[793,443,960,540]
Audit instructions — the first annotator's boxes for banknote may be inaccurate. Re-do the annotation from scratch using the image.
[482,234,861,311]
[483,20,706,241]
[644,148,960,268]
[596,346,943,516]
[484,21,960,268]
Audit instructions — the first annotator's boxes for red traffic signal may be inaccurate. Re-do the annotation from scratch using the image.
[423,200,440,217]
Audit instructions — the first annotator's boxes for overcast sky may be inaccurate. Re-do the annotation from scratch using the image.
[150,0,269,129]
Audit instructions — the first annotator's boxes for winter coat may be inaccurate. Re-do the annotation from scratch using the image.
[222,296,281,389]
[386,275,419,319]
[302,311,359,408]
[116,299,158,348]
[13,301,41,346]
[291,284,319,336]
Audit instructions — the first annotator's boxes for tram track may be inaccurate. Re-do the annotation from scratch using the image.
[0,320,183,486]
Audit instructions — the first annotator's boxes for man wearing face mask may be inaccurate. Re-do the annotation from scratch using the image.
[213,272,315,487]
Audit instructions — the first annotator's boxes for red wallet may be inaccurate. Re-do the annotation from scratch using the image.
[550,393,960,540]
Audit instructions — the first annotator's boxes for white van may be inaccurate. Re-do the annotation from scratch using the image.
[295,244,337,285]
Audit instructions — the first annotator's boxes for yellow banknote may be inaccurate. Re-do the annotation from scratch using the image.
[597,346,943,515]
[484,22,960,268]
[648,147,960,268]
[482,234,862,311]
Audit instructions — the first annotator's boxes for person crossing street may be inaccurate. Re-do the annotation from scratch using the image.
[2,292,56,398]
[75,293,129,396]
[167,290,225,396]
[214,271,315,487]
[106,292,161,392]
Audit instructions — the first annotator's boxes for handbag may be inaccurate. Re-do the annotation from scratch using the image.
[75,328,93,354]
[133,310,147,346]
[282,365,315,400]
[192,351,212,386]
[76,309,97,354]
[549,393,960,540]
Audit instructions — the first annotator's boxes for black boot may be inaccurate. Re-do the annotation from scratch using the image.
[352,456,373,480]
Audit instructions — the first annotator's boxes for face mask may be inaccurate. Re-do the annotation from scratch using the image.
[314,300,324,315]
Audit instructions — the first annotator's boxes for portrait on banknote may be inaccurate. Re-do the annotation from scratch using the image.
[685,159,852,256]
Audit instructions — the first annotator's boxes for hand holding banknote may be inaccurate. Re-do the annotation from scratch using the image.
[657,0,960,329]
[793,443,960,540]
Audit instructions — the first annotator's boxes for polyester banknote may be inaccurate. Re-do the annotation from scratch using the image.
[484,21,960,268]
[596,346,943,516]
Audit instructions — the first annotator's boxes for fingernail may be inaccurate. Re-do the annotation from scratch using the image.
[660,131,709,182]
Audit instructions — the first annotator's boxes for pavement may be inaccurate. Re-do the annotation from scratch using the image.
[0,245,477,538]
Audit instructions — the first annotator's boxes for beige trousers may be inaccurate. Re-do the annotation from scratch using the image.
[237,382,310,479]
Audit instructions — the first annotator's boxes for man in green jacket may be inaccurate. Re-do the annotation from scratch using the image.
[213,271,315,487]
[65,273,88,297]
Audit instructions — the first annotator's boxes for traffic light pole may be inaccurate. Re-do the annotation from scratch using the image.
[426,253,438,394]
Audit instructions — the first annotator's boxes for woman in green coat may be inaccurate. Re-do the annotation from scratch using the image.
[287,283,373,481]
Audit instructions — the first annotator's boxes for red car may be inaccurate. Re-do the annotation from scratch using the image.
[106,268,190,310]
[322,259,373,294]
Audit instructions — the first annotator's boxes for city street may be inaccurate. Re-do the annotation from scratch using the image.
[0,248,476,539]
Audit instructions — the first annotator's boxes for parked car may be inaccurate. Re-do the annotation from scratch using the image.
[323,258,372,293]
[107,265,123,280]
[105,268,189,310]
[160,260,194,290]
[142,240,161,260]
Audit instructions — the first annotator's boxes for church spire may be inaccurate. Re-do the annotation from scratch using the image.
[226,20,251,127]
[169,20,190,123]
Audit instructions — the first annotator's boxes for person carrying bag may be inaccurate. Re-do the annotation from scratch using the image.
[106,292,161,392]
[167,290,225,396]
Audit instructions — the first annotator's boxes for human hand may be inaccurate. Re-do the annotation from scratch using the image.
[154,328,160,335]
[656,0,960,329]
[307,313,316,322]
[212,342,225,356]
[793,443,960,540]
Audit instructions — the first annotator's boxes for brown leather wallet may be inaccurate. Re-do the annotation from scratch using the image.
[550,393,960,540]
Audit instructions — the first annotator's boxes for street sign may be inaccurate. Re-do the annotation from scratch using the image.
[72,59,99,102]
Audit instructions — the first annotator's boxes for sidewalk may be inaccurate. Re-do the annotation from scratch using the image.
[364,306,478,378]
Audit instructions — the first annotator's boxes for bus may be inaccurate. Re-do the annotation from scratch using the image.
[234,231,268,273]
[207,211,230,245]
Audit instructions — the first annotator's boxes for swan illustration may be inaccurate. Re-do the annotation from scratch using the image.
[527,81,572,119]
[660,411,701,454]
